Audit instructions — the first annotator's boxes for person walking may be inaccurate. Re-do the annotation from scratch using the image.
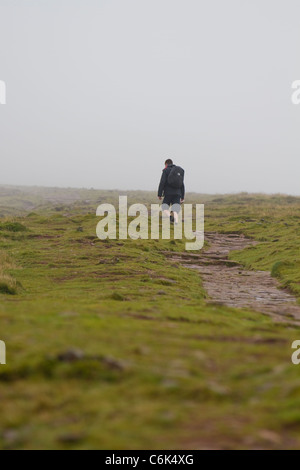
[158,159,185,224]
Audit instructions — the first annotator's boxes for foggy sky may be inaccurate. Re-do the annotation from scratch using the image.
[0,0,300,195]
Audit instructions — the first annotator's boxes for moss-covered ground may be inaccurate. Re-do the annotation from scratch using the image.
[0,188,300,449]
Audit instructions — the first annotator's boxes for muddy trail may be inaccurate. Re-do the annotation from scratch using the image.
[167,232,300,324]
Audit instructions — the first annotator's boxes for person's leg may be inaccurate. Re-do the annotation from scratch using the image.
[162,205,171,217]
[162,196,171,219]
[170,197,181,224]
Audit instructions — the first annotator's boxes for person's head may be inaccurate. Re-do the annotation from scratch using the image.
[165,158,173,166]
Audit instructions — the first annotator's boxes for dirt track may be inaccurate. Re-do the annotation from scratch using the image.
[167,232,300,324]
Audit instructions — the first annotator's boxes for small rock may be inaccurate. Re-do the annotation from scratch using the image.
[102,356,126,371]
[3,429,20,445]
[157,290,167,295]
[258,429,281,445]
[133,345,150,356]
[57,349,85,363]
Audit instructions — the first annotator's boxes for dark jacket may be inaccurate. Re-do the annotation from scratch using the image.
[158,164,185,199]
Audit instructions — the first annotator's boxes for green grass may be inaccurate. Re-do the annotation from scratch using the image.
[0,249,19,295]
[0,188,300,449]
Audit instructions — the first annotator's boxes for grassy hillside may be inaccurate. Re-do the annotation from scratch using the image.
[0,187,300,449]
[0,184,214,216]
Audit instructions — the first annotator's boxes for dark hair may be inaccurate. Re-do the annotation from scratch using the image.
[165,159,173,165]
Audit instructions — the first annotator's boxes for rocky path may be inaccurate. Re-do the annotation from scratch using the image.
[167,233,300,323]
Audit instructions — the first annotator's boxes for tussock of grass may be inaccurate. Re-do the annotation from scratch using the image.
[0,250,19,295]
[111,292,125,301]
[0,251,16,269]
[0,221,27,232]
[271,261,294,278]
[0,274,18,295]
